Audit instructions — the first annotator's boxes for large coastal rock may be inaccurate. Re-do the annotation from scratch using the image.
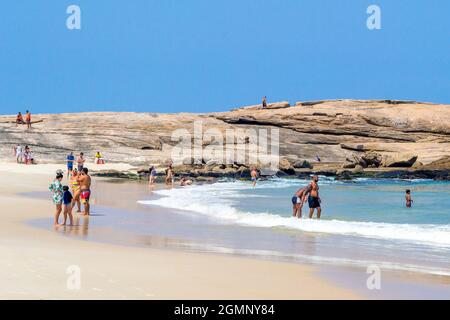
[381,153,418,168]
[0,100,449,174]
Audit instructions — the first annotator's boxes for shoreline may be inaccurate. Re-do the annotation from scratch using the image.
[19,166,450,299]
[1,160,447,183]
[0,165,359,299]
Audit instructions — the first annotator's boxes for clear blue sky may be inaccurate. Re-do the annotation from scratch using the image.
[0,0,449,115]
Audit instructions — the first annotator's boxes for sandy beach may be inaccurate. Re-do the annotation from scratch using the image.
[0,163,358,299]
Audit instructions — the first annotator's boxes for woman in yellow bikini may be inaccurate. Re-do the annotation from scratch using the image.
[70,169,82,213]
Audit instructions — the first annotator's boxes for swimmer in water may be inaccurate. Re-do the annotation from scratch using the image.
[405,189,413,208]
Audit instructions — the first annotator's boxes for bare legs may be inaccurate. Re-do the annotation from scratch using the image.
[309,207,321,219]
[83,201,90,216]
[53,203,62,226]
[72,191,81,213]
[62,205,74,226]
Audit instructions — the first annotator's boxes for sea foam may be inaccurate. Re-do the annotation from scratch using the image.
[138,181,450,248]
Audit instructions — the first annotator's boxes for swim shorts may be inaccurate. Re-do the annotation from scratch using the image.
[80,189,91,204]
[292,196,300,205]
[308,195,320,209]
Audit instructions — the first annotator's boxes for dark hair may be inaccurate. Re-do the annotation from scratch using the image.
[56,173,63,180]
[63,186,69,192]
[406,189,411,194]
[82,167,89,174]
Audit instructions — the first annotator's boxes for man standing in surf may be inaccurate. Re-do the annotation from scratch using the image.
[250,167,258,187]
[308,175,321,219]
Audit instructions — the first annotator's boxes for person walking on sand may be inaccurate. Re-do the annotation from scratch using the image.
[70,168,82,213]
[77,167,92,215]
[149,166,157,186]
[308,175,322,219]
[77,152,85,172]
[49,171,64,226]
[67,152,75,178]
[291,185,311,218]
[405,189,413,208]
[25,110,31,130]
[262,96,267,109]
[16,112,24,126]
[250,167,258,187]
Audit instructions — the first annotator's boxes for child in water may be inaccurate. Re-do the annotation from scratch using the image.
[62,186,74,226]
[405,189,413,208]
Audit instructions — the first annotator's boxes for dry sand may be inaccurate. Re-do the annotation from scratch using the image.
[0,163,358,299]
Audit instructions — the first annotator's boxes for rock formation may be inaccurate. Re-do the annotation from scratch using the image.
[1,100,449,179]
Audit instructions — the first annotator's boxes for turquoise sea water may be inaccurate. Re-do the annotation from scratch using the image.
[140,178,450,276]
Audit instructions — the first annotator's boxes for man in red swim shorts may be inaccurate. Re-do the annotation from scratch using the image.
[77,167,92,215]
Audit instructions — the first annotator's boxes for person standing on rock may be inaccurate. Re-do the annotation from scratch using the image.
[308,175,321,219]
[25,110,31,130]
[262,96,267,109]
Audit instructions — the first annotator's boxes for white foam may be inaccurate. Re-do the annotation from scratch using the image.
[139,181,450,248]
[176,243,450,277]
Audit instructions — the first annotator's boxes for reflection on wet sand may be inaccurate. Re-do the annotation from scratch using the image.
[57,214,90,238]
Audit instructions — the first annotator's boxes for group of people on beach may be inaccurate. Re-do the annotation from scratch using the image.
[49,167,91,226]
[15,110,32,129]
[13,145,35,164]
[47,151,96,226]
[149,163,193,188]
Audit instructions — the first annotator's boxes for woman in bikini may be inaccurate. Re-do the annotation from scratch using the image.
[70,169,82,213]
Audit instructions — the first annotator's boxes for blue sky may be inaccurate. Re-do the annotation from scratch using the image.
[0,0,449,114]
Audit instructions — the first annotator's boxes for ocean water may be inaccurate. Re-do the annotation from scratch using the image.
[139,177,450,277]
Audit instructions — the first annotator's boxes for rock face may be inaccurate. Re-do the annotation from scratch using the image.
[293,160,313,169]
[1,100,449,175]
[381,153,418,168]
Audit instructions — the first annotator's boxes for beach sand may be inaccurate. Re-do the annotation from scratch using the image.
[0,163,358,299]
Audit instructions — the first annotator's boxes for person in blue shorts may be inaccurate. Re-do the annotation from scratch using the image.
[62,186,74,226]
[67,152,75,178]
[291,185,311,218]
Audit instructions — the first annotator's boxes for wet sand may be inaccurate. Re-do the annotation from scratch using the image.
[24,169,450,299]
[0,163,358,299]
